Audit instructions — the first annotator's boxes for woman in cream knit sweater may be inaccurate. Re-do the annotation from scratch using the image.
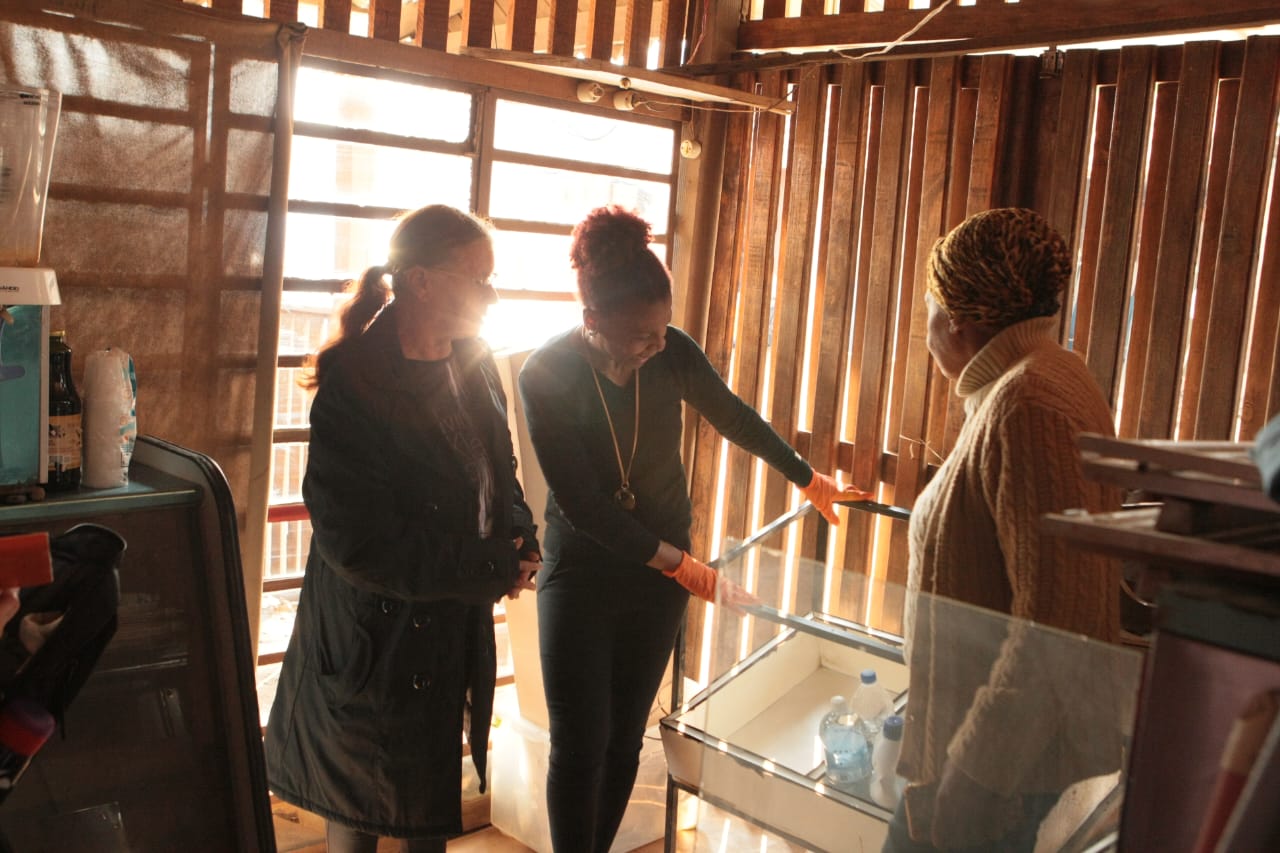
[886,208,1125,852]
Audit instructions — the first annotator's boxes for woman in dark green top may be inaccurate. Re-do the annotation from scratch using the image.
[518,206,866,853]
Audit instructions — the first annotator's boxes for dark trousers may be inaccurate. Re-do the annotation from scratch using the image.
[537,561,688,853]
[881,792,1060,853]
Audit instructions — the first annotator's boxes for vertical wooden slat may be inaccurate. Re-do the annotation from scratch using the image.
[851,60,913,495]
[586,0,617,60]
[1085,45,1155,403]
[1116,80,1176,437]
[625,0,654,68]
[547,0,577,57]
[661,0,686,68]
[685,86,755,678]
[941,84,977,453]
[965,53,1013,213]
[1069,85,1114,359]
[322,0,351,32]
[459,0,494,49]
[1045,50,1099,256]
[724,73,786,550]
[688,82,754,564]
[809,64,870,617]
[762,0,786,19]
[210,0,240,10]
[885,56,959,625]
[1241,147,1280,436]
[810,63,871,486]
[1137,40,1219,439]
[504,0,537,51]
[837,79,883,613]
[1175,78,1238,438]
[416,0,449,50]
[367,0,400,41]
[1194,36,1280,439]
[762,70,825,525]
[266,0,297,22]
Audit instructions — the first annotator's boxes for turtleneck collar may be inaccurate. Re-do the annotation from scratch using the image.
[956,315,1059,413]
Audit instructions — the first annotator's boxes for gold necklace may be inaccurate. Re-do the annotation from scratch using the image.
[589,361,640,511]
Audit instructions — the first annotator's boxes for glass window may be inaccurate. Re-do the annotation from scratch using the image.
[289,136,473,210]
[283,212,399,281]
[493,99,675,175]
[491,230,576,294]
[489,161,672,232]
[294,67,473,142]
[270,443,308,504]
[484,299,583,355]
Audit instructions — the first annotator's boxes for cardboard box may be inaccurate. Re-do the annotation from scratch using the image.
[0,302,49,490]
[490,703,669,853]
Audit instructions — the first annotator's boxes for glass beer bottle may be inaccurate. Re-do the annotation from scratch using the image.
[47,330,82,492]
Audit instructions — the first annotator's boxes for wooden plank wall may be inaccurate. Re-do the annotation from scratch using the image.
[687,37,1280,648]
[180,0,689,68]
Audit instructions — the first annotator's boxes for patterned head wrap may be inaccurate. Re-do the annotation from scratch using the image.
[927,208,1070,328]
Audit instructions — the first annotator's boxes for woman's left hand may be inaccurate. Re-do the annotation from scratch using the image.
[507,536,540,599]
[801,470,873,525]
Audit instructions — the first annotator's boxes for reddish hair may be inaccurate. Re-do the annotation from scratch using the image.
[570,206,671,315]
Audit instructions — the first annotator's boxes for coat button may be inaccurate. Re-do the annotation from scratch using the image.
[412,673,431,690]
[426,502,439,513]
[380,599,396,615]
[412,614,430,629]
[485,560,495,575]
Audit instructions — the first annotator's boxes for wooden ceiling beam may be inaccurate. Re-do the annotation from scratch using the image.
[737,0,1279,55]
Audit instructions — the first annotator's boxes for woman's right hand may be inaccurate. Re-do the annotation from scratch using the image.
[506,536,540,600]
[663,552,760,612]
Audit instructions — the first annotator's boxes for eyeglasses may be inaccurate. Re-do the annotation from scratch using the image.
[431,268,498,290]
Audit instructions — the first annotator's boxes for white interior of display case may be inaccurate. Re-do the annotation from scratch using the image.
[663,624,907,853]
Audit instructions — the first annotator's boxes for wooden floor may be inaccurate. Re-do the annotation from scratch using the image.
[271,794,799,852]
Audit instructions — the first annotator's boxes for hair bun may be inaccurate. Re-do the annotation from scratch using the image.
[570,206,652,278]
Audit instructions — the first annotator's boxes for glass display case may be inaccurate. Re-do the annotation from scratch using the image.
[660,504,1144,852]
[0,436,273,852]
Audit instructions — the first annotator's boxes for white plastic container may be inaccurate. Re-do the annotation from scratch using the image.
[81,348,137,489]
[851,668,895,745]
[0,85,61,266]
[870,713,905,809]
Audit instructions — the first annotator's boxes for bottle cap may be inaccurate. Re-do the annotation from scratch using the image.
[882,714,904,740]
[860,669,877,683]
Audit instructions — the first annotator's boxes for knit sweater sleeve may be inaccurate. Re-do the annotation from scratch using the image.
[670,328,812,486]
[946,389,1119,795]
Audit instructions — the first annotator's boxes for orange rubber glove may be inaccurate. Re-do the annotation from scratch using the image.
[800,470,873,525]
[663,553,760,611]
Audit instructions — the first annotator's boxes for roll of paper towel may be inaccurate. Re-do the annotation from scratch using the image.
[81,348,137,489]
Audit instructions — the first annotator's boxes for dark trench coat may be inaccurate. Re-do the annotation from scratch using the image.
[264,303,539,838]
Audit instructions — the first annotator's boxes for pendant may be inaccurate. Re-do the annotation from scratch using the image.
[614,486,637,511]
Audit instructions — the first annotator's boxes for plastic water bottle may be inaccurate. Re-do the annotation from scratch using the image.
[851,668,894,745]
[819,695,870,791]
[870,714,906,809]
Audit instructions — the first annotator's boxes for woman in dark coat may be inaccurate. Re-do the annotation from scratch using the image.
[264,205,541,853]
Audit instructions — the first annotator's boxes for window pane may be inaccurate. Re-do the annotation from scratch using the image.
[290,136,473,210]
[266,518,312,578]
[271,442,308,504]
[489,161,671,232]
[284,212,399,281]
[484,298,582,354]
[275,368,315,429]
[492,230,575,294]
[280,291,347,355]
[295,66,472,142]
[493,99,674,175]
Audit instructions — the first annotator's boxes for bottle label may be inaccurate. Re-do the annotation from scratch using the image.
[48,413,83,472]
